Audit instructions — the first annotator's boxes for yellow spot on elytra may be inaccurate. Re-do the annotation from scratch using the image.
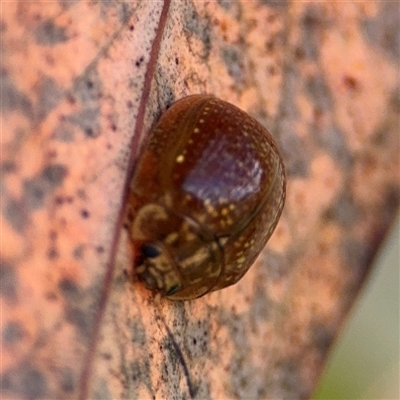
[176,154,184,163]
[165,232,179,244]
[237,256,245,264]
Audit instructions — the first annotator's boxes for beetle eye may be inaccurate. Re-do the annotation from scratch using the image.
[141,244,161,258]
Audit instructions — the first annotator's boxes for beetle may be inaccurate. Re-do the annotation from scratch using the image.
[129,95,286,300]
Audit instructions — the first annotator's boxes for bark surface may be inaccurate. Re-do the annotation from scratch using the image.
[1,1,399,399]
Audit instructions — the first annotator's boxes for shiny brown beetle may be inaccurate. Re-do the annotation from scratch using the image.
[129,95,285,300]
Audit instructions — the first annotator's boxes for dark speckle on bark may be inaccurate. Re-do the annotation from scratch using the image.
[96,245,105,254]
[67,69,102,137]
[0,263,18,302]
[342,238,373,279]
[216,0,233,10]
[310,322,334,356]
[222,46,245,90]
[363,2,400,60]
[0,70,34,119]
[59,278,80,298]
[278,66,310,178]
[2,161,17,173]
[23,164,68,209]
[73,69,102,104]
[0,19,7,32]
[65,306,92,339]
[34,19,69,45]
[184,319,210,360]
[260,0,288,9]
[59,367,75,393]
[324,190,361,227]
[92,377,112,400]
[52,122,75,142]
[67,108,100,138]
[300,4,329,60]
[36,76,63,121]
[0,364,48,399]
[72,245,85,259]
[278,359,304,397]
[129,360,152,395]
[42,164,68,185]
[250,284,272,321]
[135,56,144,67]
[183,5,212,60]
[280,135,309,177]
[306,74,333,113]
[80,209,90,218]
[47,247,59,260]
[315,125,353,170]
[2,321,26,345]
[4,199,28,232]
[58,0,75,10]
[131,320,147,347]
[23,180,46,209]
